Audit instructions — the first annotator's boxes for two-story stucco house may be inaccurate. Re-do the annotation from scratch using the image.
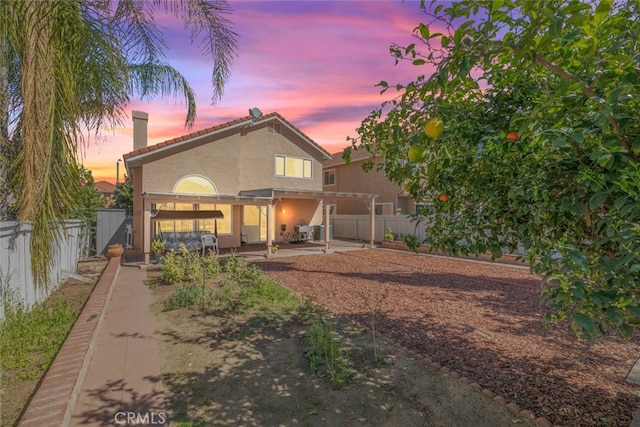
[123,110,376,263]
[323,148,416,215]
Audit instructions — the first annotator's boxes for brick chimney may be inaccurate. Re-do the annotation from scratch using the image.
[132,110,148,151]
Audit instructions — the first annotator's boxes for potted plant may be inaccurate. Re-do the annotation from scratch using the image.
[106,243,124,258]
[384,227,395,241]
[151,238,166,264]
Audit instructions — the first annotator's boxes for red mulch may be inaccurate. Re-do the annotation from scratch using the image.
[254,249,640,427]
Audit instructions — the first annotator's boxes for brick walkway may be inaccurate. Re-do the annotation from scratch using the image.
[19,257,121,426]
[19,258,167,427]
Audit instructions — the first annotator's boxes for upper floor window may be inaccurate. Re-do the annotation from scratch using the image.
[275,155,312,179]
[324,169,335,186]
[174,175,217,195]
[375,203,393,215]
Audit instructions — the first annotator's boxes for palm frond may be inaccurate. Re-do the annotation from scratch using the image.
[129,63,197,127]
[1,0,238,286]
[158,0,237,104]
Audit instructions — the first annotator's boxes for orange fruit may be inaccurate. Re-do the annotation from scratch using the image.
[507,131,519,141]
[438,194,449,202]
[425,118,444,138]
[407,144,426,162]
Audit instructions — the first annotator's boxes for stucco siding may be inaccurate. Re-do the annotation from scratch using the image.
[325,158,411,215]
[141,124,324,195]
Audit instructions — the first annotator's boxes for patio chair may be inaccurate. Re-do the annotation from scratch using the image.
[201,233,219,255]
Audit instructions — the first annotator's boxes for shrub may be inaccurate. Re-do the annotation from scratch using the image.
[161,245,220,285]
[163,283,211,311]
[305,317,350,389]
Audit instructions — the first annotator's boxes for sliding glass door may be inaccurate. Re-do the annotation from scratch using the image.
[242,205,267,243]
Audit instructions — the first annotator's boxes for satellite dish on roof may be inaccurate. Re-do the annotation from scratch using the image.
[249,107,263,120]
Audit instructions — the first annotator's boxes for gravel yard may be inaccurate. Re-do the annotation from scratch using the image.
[254,248,640,426]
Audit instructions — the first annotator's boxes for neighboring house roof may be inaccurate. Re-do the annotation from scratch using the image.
[95,180,116,194]
[123,111,332,162]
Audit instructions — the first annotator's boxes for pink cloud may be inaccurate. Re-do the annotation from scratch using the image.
[82,1,439,183]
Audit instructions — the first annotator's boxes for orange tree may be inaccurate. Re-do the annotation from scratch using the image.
[348,0,640,342]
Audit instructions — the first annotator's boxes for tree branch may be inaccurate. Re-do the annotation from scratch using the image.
[532,52,638,163]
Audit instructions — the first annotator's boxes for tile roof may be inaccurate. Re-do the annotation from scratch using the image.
[95,180,116,193]
[123,111,331,161]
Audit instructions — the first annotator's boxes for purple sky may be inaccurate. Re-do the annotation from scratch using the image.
[83,0,438,183]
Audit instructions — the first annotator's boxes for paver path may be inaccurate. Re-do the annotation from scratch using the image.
[71,266,166,426]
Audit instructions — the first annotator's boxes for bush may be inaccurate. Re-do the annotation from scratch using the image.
[216,254,299,313]
[305,317,350,389]
[161,245,220,285]
[164,283,211,311]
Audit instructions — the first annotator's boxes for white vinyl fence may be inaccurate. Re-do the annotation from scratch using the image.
[332,214,526,256]
[0,220,88,320]
[332,214,428,242]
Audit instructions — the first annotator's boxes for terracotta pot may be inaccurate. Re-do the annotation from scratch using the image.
[107,243,124,258]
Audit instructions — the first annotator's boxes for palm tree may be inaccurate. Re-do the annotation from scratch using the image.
[0,0,237,285]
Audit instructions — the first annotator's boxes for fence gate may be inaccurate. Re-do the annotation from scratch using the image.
[96,209,129,255]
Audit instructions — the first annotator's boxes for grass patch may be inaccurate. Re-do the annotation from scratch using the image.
[0,286,78,378]
[163,283,212,311]
[160,252,300,315]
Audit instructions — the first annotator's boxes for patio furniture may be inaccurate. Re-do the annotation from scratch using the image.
[295,225,314,241]
[201,233,219,255]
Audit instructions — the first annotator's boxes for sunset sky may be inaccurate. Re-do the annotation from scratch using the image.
[81,1,438,183]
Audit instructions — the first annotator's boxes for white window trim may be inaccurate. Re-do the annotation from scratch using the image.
[172,174,219,195]
[274,154,313,179]
[324,169,336,186]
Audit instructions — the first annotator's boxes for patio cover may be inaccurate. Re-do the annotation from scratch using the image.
[140,189,377,263]
[151,210,223,221]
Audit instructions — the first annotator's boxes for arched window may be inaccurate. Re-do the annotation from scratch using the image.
[156,175,231,235]
[173,175,218,195]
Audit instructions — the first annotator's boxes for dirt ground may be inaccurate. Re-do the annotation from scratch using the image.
[253,250,640,426]
[150,248,640,426]
[151,263,539,426]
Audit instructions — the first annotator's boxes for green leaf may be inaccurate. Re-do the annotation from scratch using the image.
[589,192,608,209]
[594,0,612,25]
[613,196,629,211]
[572,313,597,343]
[568,250,588,269]
[605,307,624,325]
[571,132,584,144]
[571,203,586,215]
[418,23,430,39]
[619,324,634,340]
[459,57,472,77]
[552,137,567,148]
[491,0,504,12]
[571,284,586,301]
[549,18,563,38]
